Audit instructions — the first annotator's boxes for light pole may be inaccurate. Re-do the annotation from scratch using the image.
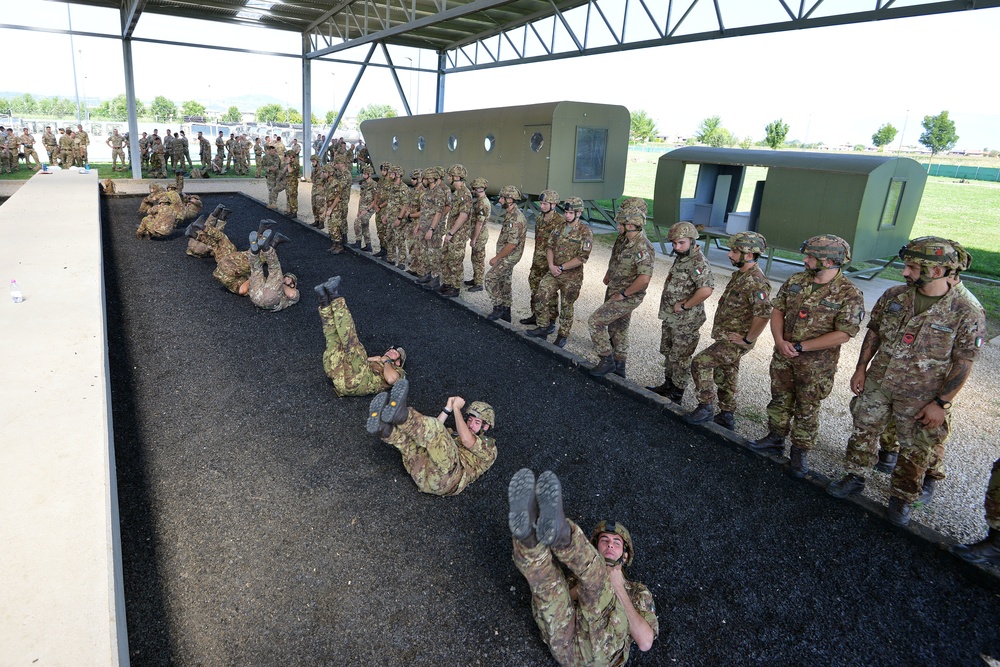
[404,57,413,113]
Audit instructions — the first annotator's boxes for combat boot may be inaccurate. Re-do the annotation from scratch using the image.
[535,471,572,549]
[374,248,387,258]
[219,208,233,222]
[438,285,460,298]
[788,446,809,478]
[185,216,206,238]
[686,403,715,424]
[257,219,277,236]
[380,378,410,426]
[365,392,393,439]
[362,244,373,253]
[486,305,504,321]
[954,528,1000,565]
[464,279,476,287]
[614,358,627,378]
[324,276,341,300]
[918,477,937,505]
[827,473,866,499]
[328,242,344,254]
[713,411,735,431]
[508,468,539,548]
[209,204,225,221]
[553,336,567,348]
[525,324,555,339]
[415,273,433,285]
[500,306,512,323]
[314,283,331,308]
[748,432,785,453]
[887,496,912,527]
[519,315,537,326]
[646,377,677,397]
[875,451,898,475]
[590,355,616,377]
[350,241,362,249]
[249,230,263,254]
[424,276,441,291]
[667,386,685,403]
[467,284,484,293]
[264,232,289,251]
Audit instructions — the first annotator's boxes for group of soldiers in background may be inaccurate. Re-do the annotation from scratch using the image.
[0,123,95,172]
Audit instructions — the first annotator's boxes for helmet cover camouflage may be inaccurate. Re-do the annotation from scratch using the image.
[388,164,403,177]
[467,401,495,428]
[538,189,560,205]
[361,165,374,177]
[380,161,391,171]
[423,166,440,180]
[948,239,972,272]
[499,185,522,200]
[899,236,962,270]
[730,231,767,256]
[590,520,635,566]
[618,197,648,216]
[447,164,468,180]
[284,273,298,288]
[470,176,488,190]
[410,169,422,180]
[562,196,585,213]
[800,234,851,265]
[668,221,700,242]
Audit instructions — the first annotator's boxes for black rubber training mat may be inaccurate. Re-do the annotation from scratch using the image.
[104,194,1000,667]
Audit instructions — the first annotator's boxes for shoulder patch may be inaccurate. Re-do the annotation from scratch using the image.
[819,299,843,309]
[975,336,984,347]
[757,290,767,300]
[888,302,903,312]
[929,323,954,334]
[789,284,803,293]
[694,267,703,275]
[583,239,592,251]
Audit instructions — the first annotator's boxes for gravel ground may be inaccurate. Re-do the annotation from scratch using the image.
[104,192,1000,666]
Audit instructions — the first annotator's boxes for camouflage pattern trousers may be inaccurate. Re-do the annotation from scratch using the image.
[691,339,750,412]
[320,299,385,396]
[266,177,283,208]
[587,295,642,360]
[512,521,629,667]
[383,409,466,496]
[441,229,470,288]
[876,415,945,481]
[375,213,389,254]
[111,148,126,169]
[529,259,560,324]
[312,192,326,226]
[286,177,299,215]
[485,256,520,307]
[986,457,1000,529]
[213,251,250,294]
[470,233,488,286]
[533,270,583,338]
[353,210,372,246]
[843,378,951,504]
[248,249,290,311]
[659,312,703,390]
[765,351,839,451]
[386,219,408,266]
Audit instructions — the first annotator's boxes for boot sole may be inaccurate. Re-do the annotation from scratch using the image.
[826,480,865,499]
[381,378,409,424]
[508,469,537,541]
[366,393,389,435]
[535,471,566,546]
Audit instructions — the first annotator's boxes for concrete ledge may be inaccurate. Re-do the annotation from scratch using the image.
[0,170,129,665]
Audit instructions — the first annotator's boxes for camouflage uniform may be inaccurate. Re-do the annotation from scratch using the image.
[320,298,406,396]
[253,140,264,178]
[485,205,527,308]
[441,181,473,287]
[248,248,299,312]
[285,157,300,216]
[261,150,283,208]
[413,176,450,277]
[163,132,175,170]
[107,132,127,171]
[766,270,865,450]
[42,129,58,165]
[20,131,40,169]
[404,177,425,267]
[512,521,658,667]
[354,175,377,247]
[373,170,392,252]
[225,136,235,171]
[382,408,497,496]
[528,207,564,322]
[58,132,75,169]
[588,232,655,360]
[386,177,411,265]
[985,458,1000,530]
[75,128,90,165]
[691,268,772,411]
[135,190,184,239]
[311,159,329,225]
[173,134,188,171]
[469,191,491,287]
[199,224,250,295]
[658,244,714,389]
[843,283,985,502]
[200,136,212,169]
[532,218,594,338]
[216,133,226,158]
[325,162,352,244]
[426,180,452,279]
[150,140,167,178]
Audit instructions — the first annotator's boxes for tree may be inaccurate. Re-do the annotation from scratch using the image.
[10,93,38,115]
[356,103,398,123]
[739,135,754,150]
[871,123,898,151]
[256,103,283,123]
[763,118,789,150]
[696,116,729,148]
[182,100,207,118]
[150,95,177,122]
[311,112,319,125]
[919,110,958,161]
[629,109,657,143]
[325,110,338,125]
[285,107,303,123]
[222,106,242,123]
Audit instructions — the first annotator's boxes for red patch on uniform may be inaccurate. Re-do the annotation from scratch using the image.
[902,333,915,345]
[798,310,808,319]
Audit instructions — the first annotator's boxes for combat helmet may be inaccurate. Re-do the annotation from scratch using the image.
[729,231,767,256]
[668,221,700,242]
[284,273,298,288]
[361,165,374,177]
[562,196,585,213]
[380,161,391,172]
[949,239,973,273]
[410,168,422,181]
[388,164,403,177]
[618,196,648,217]
[499,185,522,201]
[538,189,560,205]
[800,234,851,266]
[423,166,440,180]
[899,236,962,271]
[470,176,488,190]
[590,520,635,566]
[388,345,407,367]
[467,401,495,429]
[447,164,468,180]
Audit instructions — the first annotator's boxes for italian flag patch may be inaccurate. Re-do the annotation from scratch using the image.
[756,290,767,300]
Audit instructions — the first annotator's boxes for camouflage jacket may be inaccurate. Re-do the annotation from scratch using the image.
[446,182,473,234]
[772,270,865,362]
[710,265,772,340]
[357,178,377,212]
[448,432,498,496]
[659,244,714,321]
[606,231,655,296]
[260,153,281,179]
[547,219,593,269]
[419,181,450,231]
[386,181,411,219]
[42,131,57,150]
[472,194,491,242]
[532,210,563,262]
[866,283,986,399]
[495,206,527,262]
[108,134,125,148]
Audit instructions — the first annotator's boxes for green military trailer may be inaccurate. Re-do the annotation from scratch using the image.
[360,101,630,200]
[654,147,928,272]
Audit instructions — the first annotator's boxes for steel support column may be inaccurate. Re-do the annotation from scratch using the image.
[302,34,312,179]
[122,38,142,179]
[435,51,445,113]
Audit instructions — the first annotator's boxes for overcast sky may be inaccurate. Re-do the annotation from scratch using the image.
[3,0,998,150]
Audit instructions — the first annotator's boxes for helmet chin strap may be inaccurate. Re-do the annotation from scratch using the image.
[604,554,625,568]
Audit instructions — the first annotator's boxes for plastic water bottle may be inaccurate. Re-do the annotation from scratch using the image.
[10,279,24,303]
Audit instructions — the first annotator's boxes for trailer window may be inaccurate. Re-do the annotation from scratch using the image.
[574,127,607,182]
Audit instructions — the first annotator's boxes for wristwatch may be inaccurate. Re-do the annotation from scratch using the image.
[793,342,803,353]
[933,396,952,409]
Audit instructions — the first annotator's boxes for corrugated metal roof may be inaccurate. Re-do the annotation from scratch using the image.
[660,146,906,175]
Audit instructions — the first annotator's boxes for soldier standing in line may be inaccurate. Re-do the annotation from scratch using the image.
[181,130,193,168]
[352,165,377,251]
[163,129,175,170]
[216,131,226,158]
[20,128,40,170]
[484,185,528,323]
[525,197,594,348]
[520,189,562,327]
[314,276,407,397]
[954,458,1000,565]
[465,177,491,293]
[261,144,283,209]
[225,132,236,172]
[646,222,715,402]
[324,150,352,252]
[371,162,392,257]
[274,136,286,158]
[384,165,411,267]
[246,229,299,312]
[150,135,167,178]
[748,235,865,475]
[685,231,772,424]
[283,152,300,217]
[366,378,497,497]
[334,153,353,247]
[42,126,58,166]
[310,155,328,228]
[253,137,264,178]
[138,132,150,173]
[438,164,474,297]
[75,124,90,165]
[588,202,656,378]
[198,132,212,169]
[412,167,449,282]
[107,129,127,172]
[401,169,425,270]
[417,167,452,289]
[507,469,658,665]
[827,236,986,526]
